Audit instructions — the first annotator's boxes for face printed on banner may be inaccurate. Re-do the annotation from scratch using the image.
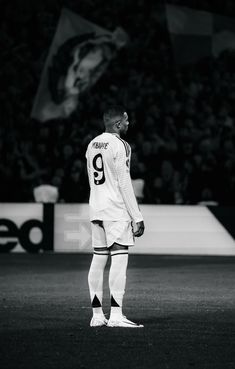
[65,46,104,94]
[46,34,116,119]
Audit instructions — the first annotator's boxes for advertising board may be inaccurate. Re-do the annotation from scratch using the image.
[0,204,235,255]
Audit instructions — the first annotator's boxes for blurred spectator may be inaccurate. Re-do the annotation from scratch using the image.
[33,184,59,203]
[197,188,219,206]
[132,178,145,203]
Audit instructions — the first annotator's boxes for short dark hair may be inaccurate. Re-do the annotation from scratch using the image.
[103,105,126,124]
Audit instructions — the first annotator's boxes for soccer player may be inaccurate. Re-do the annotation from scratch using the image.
[86,105,145,328]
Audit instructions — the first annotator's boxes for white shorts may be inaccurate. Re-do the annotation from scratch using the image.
[91,220,135,249]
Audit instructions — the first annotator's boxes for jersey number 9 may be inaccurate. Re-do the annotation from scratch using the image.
[92,153,105,185]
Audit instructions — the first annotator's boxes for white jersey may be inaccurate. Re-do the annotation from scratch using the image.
[86,132,143,223]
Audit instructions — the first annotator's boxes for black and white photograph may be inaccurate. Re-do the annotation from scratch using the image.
[1,0,235,368]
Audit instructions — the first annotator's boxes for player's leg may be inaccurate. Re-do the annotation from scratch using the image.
[88,221,109,327]
[108,242,128,319]
[105,221,144,328]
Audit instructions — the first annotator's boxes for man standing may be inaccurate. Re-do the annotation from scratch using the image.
[86,106,145,328]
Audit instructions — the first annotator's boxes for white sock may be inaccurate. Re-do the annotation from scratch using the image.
[88,252,109,317]
[109,250,129,319]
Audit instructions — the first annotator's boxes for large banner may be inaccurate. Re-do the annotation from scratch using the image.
[31,8,128,122]
[0,204,235,255]
[166,4,235,64]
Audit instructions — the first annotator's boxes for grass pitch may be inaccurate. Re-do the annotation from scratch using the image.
[0,253,235,369]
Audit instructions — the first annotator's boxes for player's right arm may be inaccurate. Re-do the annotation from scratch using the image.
[115,141,144,234]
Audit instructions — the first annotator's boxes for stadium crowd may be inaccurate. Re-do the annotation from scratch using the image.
[1,0,235,205]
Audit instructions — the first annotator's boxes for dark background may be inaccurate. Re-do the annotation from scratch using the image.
[1,0,235,205]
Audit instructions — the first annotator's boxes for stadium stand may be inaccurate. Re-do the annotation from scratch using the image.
[1,0,235,205]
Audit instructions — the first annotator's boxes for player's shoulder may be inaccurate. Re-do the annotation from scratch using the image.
[87,133,130,155]
[115,135,131,156]
[91,132,120,147]
[87,133,116,154]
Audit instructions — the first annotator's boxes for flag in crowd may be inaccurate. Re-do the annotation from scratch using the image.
[166,4,235,64]
[31,8,128,122]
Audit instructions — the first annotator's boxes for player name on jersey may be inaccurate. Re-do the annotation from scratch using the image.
[92,142,109,149]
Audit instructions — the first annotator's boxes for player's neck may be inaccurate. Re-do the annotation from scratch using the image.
[105,129,120,137]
